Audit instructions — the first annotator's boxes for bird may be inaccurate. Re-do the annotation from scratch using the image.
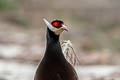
[34,19,78,80]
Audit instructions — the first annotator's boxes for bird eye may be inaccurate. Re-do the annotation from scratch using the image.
[52,21,62,28]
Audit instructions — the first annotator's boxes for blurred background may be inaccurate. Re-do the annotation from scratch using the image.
[0,0,120,80]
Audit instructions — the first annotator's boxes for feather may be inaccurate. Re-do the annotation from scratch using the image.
[62,40,80,66]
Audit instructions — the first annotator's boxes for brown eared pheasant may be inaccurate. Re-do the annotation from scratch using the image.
[34,19,78,80]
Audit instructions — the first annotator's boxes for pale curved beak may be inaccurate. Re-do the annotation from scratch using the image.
[62,24,68,31]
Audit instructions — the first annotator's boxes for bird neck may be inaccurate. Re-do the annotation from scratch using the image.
[44,28,65,61]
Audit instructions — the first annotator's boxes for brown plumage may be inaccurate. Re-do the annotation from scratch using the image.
[34,19,78,80]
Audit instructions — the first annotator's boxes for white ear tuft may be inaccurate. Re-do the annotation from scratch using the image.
[43,18,58,31]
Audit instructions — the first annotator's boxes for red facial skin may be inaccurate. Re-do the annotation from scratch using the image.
[52,21,62,29]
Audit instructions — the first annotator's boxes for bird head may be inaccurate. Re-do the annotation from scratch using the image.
[43,18,68,35]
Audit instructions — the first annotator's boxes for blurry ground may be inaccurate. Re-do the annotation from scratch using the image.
[1,61,120,80]
[0,0,120,80]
